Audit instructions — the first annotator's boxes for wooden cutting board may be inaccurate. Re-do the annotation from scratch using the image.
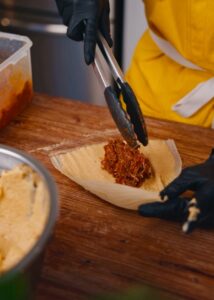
[0,94,213,300]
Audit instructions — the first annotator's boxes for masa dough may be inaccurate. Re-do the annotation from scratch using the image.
[51,139,182,210]
[0,164,48,273]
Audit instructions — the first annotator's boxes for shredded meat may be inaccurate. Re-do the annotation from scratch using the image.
[101,139,152,187]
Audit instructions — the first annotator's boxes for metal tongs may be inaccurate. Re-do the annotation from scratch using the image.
[93,32,148,148]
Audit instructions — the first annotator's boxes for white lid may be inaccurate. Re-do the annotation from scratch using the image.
[0,31,33,72]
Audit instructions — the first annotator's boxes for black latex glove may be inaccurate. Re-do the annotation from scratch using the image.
[55,0,113,65]
[139,149,214,234]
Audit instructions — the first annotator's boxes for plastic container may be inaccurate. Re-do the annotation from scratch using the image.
[0,32,33,128]
[0,145,58,300]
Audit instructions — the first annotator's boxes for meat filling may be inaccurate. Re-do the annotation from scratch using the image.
[101,139,152,187]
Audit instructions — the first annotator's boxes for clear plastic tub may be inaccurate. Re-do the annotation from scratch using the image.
[0,32,33,128]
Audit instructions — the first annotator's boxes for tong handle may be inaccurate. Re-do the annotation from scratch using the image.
[94,31,148,147]
[120,81,148,146]
[97,33,124,84]
[104,86,138,149]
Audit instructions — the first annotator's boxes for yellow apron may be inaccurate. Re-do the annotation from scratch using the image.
[125,0,214,127]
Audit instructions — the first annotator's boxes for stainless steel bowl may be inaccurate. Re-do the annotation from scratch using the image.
[0,145,58,300]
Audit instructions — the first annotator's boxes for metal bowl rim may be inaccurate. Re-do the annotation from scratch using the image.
[0,144,58,282]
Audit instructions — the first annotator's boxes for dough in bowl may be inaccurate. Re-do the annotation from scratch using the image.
[0,164,49,273]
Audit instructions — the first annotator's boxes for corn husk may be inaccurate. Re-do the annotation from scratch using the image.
[51,139,182,210]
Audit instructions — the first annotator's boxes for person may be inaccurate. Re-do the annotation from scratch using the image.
[55,0,214,233]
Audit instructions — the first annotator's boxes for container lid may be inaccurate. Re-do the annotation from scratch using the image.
[0,31,32,72]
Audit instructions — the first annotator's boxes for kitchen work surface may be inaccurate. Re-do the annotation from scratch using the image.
[0,94,213,300]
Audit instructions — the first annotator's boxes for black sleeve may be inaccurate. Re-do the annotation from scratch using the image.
[55,0,64,15]
[55,0,73,26]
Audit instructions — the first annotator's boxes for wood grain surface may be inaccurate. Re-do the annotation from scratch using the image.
[0,94,213,300]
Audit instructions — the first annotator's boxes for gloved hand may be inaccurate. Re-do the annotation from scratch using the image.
[55,0,113,65]
[139,149,214,234]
